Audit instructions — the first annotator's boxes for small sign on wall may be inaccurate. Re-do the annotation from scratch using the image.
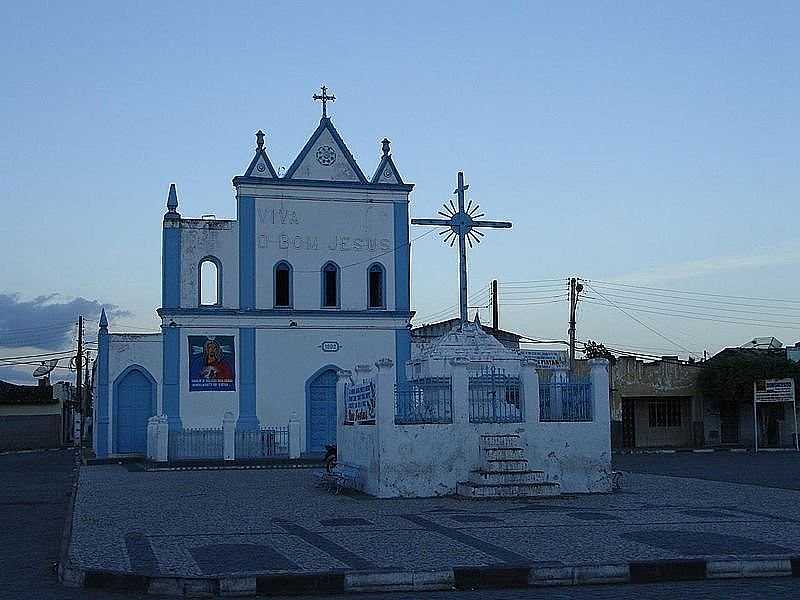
[319,341,340,353]
[188,335,236,391]
[344,380,376,425]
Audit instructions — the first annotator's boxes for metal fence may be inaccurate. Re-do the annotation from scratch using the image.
[539,380,593,422]
[168,427,224,460]
[395,377,453,424]
[235,426,289,459]
[468,367,523,423]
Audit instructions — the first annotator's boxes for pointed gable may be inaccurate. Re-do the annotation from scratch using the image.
[370,138,405,184]
[243,130,278,178]
[284,118,367,183]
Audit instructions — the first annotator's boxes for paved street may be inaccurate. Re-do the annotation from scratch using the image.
[614,450,800,490]
[3,449,800,599]
[69,458,800,578]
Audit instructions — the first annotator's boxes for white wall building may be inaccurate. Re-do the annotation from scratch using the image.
[94,103,414,458]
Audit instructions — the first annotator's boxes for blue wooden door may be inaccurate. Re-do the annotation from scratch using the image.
[308,369,337,453]
[115,369,153,454]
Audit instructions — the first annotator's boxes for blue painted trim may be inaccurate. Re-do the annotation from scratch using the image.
[370,154,404,185]
[158,307,413,319]
[162,220,181,309]
[393,200,410,312]
[283,118,368,183]
[243,148,278,178]
[239,195,256,309]
[367,262,386,309]
[395,328,410,386]
[112,364,157,454]
[95,325,110,457]
[236,327,259,431]
[320,261,341,309]
[273,260,293,308]
[233,175,414,192]
[162,325,182,430]
[304,364,341,454]
[197,255,223,307]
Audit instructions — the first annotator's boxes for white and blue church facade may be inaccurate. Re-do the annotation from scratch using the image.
[93,107,413,457]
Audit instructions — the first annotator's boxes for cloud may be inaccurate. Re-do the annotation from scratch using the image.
[607,245,800,285]
[0,293,129,350]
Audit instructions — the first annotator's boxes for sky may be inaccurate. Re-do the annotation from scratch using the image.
[1,1,799,383]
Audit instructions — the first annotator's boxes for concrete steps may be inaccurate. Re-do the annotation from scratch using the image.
[457,434,560,499]
[456,480,561,498]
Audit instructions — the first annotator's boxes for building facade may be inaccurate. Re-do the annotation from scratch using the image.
[94,109,414,457]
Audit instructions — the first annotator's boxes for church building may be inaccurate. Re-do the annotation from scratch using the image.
[93,91,413,457]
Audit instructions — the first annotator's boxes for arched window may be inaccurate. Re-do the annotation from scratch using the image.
[321,262,340,308]
[368,263,385,308]
[274,261,293,308]
[199,257,222,306]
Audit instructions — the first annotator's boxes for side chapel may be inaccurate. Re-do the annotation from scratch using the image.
[93,90,413,457]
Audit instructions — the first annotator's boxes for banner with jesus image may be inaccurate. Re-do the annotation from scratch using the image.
[188,335,236,391]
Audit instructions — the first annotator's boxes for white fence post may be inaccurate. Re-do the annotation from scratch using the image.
[589,358,610,423]
[223,412,236,461]
[450,356,470,424]
[147,416,158,461]
[156,415,169,462]
[288,411,301,459]
[521,360,540,423]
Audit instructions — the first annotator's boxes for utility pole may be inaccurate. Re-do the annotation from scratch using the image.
[492,279,499,334]
[75,315,83,445]
[568,278,583,369]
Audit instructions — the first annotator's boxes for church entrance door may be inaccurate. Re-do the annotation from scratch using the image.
[114,367,155,454]
[307,368,338,453]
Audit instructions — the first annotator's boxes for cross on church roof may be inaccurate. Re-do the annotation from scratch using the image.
[313,85,336,118]
[411,171,512,323]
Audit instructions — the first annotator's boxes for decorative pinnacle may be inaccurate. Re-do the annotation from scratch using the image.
[255,130,265,150]
[381,138,391,157]
[166,183,179,213]
[313,85,335,118]
[99,308,108,330]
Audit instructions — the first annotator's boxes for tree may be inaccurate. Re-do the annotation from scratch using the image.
[696,349,800,403]
[583,340,615,364]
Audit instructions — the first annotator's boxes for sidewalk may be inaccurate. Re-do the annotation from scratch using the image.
[61,463,800,595]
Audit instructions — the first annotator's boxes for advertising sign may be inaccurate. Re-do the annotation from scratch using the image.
[344,380,376,425]
[754,378,795,403]
[188,336,236,392]
[519,349,569,369]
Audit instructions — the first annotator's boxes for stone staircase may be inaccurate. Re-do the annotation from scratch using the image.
[456,434,560,498]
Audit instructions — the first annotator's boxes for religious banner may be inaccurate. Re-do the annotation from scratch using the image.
[188,336,236,392]
[344,379,376,425]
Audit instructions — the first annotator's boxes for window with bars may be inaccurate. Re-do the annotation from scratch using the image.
[648,398,683,427]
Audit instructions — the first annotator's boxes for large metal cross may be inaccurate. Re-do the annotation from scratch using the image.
[412,171,512,323]
[313,85,336,118]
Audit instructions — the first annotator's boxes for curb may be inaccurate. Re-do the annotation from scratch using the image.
[61,558,800,596]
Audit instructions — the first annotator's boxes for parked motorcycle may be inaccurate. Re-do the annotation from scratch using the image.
[323,444,337,473]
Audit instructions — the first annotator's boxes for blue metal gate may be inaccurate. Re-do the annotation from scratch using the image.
[307,368,337,453]
[115,368,154,454]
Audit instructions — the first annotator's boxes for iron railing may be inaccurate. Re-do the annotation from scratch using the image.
[468,366,523,423]
[168,427,224,460]
[235,426,289,459]
[539,380,593,422]
[395,377,453,424]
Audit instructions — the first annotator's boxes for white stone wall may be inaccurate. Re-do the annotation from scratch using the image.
[105,333,163,453]
[178,327,240,429]
[338,358,612,497]
[251,190,399,311]
[179,219,239,309]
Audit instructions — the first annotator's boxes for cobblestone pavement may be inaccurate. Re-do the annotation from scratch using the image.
[614,450,800,490]
[68,461,800,578]
[4,450,800,600]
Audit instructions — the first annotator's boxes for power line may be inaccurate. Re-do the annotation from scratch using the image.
[589,279,800,305]
[584,283,694,356]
